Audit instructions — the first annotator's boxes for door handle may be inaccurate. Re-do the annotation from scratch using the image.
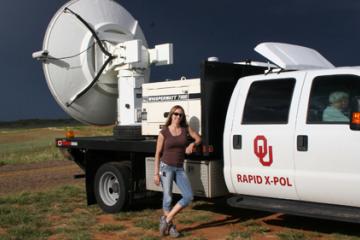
[233,135,242,149]
[297,135,308,151]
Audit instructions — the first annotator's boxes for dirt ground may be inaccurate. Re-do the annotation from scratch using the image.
[0,160,83,195]
[1,160,359,240]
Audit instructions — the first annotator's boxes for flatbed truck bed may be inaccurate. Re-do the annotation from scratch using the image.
[56,136,156,153]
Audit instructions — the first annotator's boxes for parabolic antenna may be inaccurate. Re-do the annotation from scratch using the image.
[36,0,150,125]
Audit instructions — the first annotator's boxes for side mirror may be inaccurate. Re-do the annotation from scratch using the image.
[350,96,360,130]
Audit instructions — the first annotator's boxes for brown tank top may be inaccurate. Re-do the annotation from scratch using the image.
[160,127,187,167]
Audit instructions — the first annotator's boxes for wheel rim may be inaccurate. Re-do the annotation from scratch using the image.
[99,171,120,206]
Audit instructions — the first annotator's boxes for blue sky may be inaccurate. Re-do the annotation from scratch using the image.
[1,0,360,121]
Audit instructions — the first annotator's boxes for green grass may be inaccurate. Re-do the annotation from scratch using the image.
[226,220,270,240]
[277,231,308,240]
[178,213,212,225]
[1,184,360,240]
[191,237,208,240]
[0,128,64,165]
[0,185,95,240]
[177,203,215,225]
[0,120,112,165]
[134,218,158,230]
[114,208,156,221]
[227,230,251,240]
[247,224,270,234]
[64,231,92,240]
[1,120,360,239]
[0,131,64,165]
[330,234,360,240]
[0,205,52,240]
[0,144,63,165]
[240,220,270,235]
[98,224,126,232]
[140,237,161,240]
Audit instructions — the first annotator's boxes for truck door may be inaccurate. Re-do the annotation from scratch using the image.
[295,71,360,207]
[227,72,305,200]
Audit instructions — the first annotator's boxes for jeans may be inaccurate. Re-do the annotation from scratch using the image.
[160,161,193,212]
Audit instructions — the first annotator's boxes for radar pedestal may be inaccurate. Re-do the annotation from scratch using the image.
[106,40,173,139]
[117,69,144,126]
[113,68,144,140]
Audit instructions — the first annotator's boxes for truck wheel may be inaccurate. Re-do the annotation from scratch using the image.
[94,162,130,213]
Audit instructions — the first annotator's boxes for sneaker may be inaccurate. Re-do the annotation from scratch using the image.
[168,223,180,238]
[159,216,169,236]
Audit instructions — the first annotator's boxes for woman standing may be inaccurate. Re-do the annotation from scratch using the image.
[154,105,201,237]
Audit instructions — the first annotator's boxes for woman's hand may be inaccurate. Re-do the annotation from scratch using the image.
[185,142,195,155]
[154,133,164,186]
[186,127,201,155]
[154,174,161,186]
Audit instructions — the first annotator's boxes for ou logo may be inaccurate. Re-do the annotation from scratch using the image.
[253,135,273,167]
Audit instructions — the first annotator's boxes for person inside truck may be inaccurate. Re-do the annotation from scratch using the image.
[322,91,350,122]
[154,105,201,237]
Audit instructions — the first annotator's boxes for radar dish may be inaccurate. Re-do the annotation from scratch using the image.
[41,0,148,125]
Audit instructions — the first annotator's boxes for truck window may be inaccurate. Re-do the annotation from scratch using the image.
[307,75,360,124]
[242,79,295,124]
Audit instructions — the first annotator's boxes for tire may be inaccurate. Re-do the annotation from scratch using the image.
[94,162,130,213]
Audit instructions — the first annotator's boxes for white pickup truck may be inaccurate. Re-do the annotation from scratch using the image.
[223,43,360,220]
[34,0,360,223]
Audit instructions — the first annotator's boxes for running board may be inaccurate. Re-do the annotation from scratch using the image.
[227,195,360,224]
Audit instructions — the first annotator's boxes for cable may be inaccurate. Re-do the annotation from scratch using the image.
[47,40,111,60]
[64,7,113,58]
[47,42,96,60]
[66,56,114,107]
[63,7,117,107]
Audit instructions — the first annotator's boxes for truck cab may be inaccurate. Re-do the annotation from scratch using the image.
[224,43,360,213]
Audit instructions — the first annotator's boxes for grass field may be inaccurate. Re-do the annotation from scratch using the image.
[1,120,360,239]
[0,119,112,165]
[0,184,359,240]
[0,184,220,240]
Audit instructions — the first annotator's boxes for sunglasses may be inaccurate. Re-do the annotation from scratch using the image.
[173,112,183,117]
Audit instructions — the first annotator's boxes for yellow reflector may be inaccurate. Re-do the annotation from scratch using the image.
[66,130,75,139]
[352,112,360,124]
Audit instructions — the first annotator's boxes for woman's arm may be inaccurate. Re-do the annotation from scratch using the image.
[185,127,202,155]
[154,132,164,186]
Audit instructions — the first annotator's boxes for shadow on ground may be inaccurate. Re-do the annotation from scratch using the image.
[266,215,360,236]
[128,194,360,237]
[190,196,360,236]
